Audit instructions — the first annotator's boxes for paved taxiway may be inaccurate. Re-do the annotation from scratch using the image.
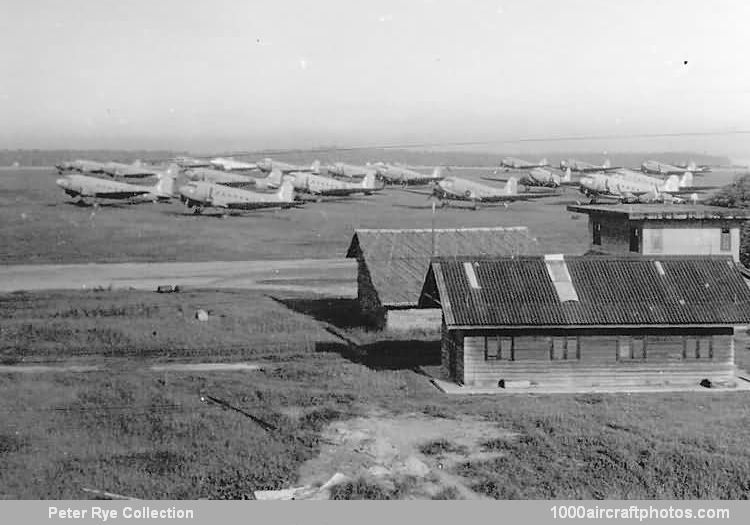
[0,258,357,296]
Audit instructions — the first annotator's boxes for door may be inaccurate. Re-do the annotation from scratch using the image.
[629,226,641,253]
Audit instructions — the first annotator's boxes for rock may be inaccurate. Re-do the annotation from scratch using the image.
[700,378,712,389]
[399,455,430,478]
[195,309,209,321]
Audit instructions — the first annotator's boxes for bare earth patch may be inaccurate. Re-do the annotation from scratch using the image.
[297,409,516,499]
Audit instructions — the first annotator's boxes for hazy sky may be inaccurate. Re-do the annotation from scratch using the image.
[2,0,749,158]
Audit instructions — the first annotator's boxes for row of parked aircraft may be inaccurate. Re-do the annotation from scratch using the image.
[54,155,716,212]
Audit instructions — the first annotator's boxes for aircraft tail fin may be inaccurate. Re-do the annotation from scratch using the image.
[603,159,611,169]
[266,169,283,188]
[663,174,681,193]
[362,171,376,189]
[311,160,320,174]
[680,171,694,188]
[540,158,548,167]
[278,179,295,202]
[154,168,179,198]
[687,160,697,172]
[505,177,518,195]
[563,167,572,183]
[432,166,443,179]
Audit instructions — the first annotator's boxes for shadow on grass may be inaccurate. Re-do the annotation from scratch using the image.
[272,297,367,330]
[316,340,440,371]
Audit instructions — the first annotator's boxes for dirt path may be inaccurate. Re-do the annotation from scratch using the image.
[297,409,515,499]
[0,258,356,296]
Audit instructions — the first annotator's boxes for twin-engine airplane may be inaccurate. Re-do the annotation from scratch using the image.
[267,170,383,197]
[178,179,297,214]
[56,165,180,204]
[640,160,696,176]
[499,157,549,170]
[255,158,320,174]
[369,163,445,185]
[559,158,619,173]
[408,176,558,209]
[326,162,378,179]
[578,171,700,204]
[209,157,258,171]
[484,167,576,189]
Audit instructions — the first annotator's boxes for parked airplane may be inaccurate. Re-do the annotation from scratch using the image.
[209,157,258,171]
[56,166,179,205]
[499,157,549,170]
[326,162,378,179]
[559,158,619,173]
[674,160,712,174]
[55,159,108,174]
[171,156,213,169]
[100,160,158,178]
[255,158,320,174]
[370,163,445,185]
[611,168,706,191]
[183,167,257,187]
[578,172,693,204]
[178,179,296,214]
[485,167,574,189]
[640,160,695,176]
[270,170,382,197]
[426,176,558,209]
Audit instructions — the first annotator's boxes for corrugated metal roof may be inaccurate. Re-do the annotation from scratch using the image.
[567,204,750,221]
[424,255,750,327]
[346,228,541,307]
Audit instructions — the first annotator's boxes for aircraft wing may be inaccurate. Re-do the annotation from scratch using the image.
[482,191,559,202]
[95,190,153,199]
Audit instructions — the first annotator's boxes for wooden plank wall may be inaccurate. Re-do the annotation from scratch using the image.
[441,324,463,383]
[461,332,735,388]
[357,259,386,328]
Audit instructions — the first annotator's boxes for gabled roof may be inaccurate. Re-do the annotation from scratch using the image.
[421,255,750,328]
[346,228,541,307]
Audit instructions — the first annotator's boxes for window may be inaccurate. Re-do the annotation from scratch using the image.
[720,228,731,252]
[650,229,663,253]
[617,337,646,361]
[592,221,602,246]
[617,337,632,360]
[684,337,714,359]
[551,337,580,360]
[485,336,513,360]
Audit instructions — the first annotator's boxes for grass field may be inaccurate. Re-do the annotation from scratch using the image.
[0,167,607,264]
[1,289,750,499]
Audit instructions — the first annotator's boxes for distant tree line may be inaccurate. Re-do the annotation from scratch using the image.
[704,174,750,267]
[0,148,730,169]
[0,150,187,167]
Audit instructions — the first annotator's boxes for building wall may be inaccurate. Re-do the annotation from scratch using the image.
[441,324,463,383]
[589,216,741,261]
[357,258,386,328]
[386,308,442,333]
[457,329,735,388]
[641,223,739,261]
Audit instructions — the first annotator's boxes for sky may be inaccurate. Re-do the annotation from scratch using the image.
[2,0,749,159]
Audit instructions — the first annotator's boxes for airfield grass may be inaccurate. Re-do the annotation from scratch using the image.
[2,289,750,499]
[0,168,592,264]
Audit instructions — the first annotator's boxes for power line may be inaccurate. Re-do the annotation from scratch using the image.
[194,129,750,159]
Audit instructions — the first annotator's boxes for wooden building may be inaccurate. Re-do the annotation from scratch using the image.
[567,204,750,262]
[345,227,540,331]
[419,255,750,389]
